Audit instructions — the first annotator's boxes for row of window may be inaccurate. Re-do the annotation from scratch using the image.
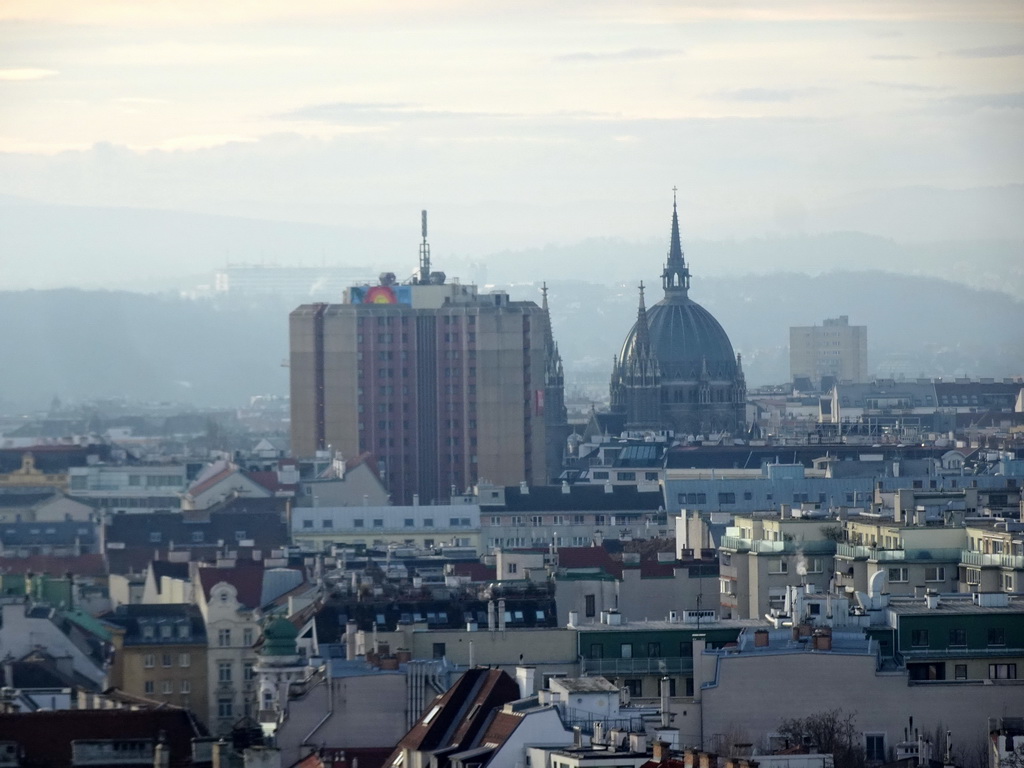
[215,628,255,647]
[144,679,190,694]
[150,530,247,544]
[592,471,660,482]
[143,652,190,668]
[302,517,472,530]
[909,627,1006,648]
[887,566,947,583]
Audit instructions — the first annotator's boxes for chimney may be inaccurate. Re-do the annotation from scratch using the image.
[567,611,579,628]
[753,629,769,648]
[660,676,671,728]
[497,599,507,631]
[345,621,358,661]
[925,591,940,610]
[487,600,496,632]
[653,742,671,763]
[515,665,536,698]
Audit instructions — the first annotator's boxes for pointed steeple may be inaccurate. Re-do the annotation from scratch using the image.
[662,187,691,300]
[541,282,554,349]
[633,281,652,357]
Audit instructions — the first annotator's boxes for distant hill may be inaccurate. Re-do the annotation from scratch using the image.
[0,273,1020,413]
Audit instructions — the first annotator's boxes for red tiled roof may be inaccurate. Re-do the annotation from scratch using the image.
[185,465,237,499]
[451,562,496,582]
[0,553,107,578]
[557,546,621,577]
[388,668,521,763]
[0,709,206,768]
[198,562,265,609]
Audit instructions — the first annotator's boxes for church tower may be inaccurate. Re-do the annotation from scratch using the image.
[610,192,746,437]
[541,283,570,481]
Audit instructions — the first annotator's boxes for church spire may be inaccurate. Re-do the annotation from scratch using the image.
[633,281,652,357]
[662,187,690,300]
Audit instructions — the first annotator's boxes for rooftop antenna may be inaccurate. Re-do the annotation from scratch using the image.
[418,210,431,284]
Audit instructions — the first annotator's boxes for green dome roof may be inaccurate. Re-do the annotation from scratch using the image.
[262,617,299,656]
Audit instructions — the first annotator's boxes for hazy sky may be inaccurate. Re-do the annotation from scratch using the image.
[2,0,1023,258]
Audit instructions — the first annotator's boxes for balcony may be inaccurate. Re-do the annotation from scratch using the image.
[836,544,963,563]
[580,656,692,676]
[960,550,1024,569]
[721,536,836,556]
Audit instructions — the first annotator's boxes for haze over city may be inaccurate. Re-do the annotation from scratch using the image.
[1,0,1023,292]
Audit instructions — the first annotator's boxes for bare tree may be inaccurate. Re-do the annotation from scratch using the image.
[778,709,865,768]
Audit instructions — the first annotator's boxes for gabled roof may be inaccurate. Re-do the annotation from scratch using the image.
[197,563,266,610]
[388,668,521,765]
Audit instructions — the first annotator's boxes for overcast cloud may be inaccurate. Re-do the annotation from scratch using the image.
[0,0,1022,288]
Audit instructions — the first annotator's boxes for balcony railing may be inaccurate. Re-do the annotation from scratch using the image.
[836,544,963,562]
[720,536,836,556]
[960,550,1024,569]
[580,656,692,676]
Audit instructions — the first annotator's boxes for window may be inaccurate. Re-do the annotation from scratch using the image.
[647,642,662,657]
[718,492,736,505]
[178,624,189,639]
[585,594,596,618]
[149,532,161,543]
[617,472,636,481]
[988,628,1006,647]
[219,661,232,682]
[162,653,172,667]
[181,680,191,694]
[160,625,172,639]
[179,653,190,668]
[948,628,967,647]
[620,643,633,659]
[218,629,231,647]
[218,698,233,718]
[954,664,967,680]
[192,530,204,542]
[404,518,414,528]
[243,628,254,646]
[925,566,945,582]
[865,734,886,762]
[244,662,256,681]
[768,559,788,575]
[423,518,434,528]
[432,642,446,659]
[373,519,384,528]
[911,629,929,648]
[322,519,333,528]
[507,563,518,575]
[144,680,155,694]
[143,654,155,668]
[623,679,642,697]
[353,519,364,528]
[162,680,173,694]
[589,644,603,659]
[888,567,908,583]
[989,663,1017,680]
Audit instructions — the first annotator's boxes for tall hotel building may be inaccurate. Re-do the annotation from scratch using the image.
[789,315,868,388]
[289,215,567,505]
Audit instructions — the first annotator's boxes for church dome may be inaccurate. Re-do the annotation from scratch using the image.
[620,296,737,381]
[617,197,737,381]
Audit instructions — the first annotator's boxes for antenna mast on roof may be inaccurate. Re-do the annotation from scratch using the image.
[417,210,431,284]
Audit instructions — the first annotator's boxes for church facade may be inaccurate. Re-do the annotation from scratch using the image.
[610,198,746,437]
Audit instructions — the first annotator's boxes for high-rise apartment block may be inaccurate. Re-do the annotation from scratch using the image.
[290,214,567,505]
[789,315,867,388]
